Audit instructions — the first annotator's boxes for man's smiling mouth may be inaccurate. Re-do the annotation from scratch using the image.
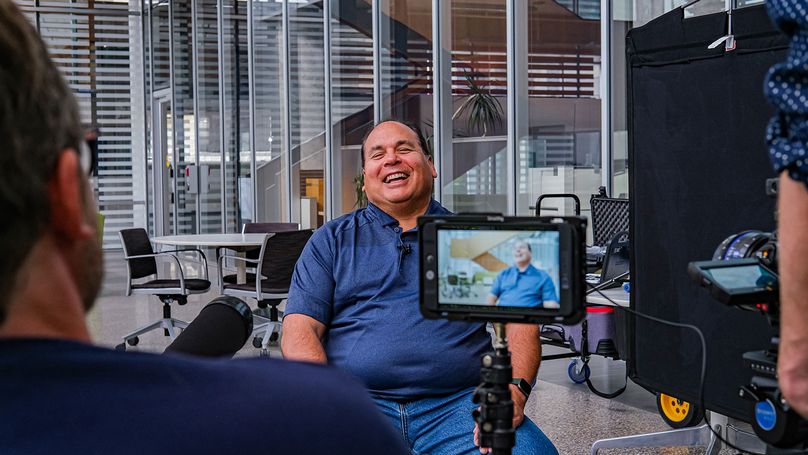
[384,172,409,183]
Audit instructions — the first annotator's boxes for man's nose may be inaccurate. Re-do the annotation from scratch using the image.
[381,148,400,164]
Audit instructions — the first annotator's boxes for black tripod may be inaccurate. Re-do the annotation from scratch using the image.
[473,323,515,455]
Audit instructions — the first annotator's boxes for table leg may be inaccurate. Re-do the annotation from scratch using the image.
[237,251,247,284]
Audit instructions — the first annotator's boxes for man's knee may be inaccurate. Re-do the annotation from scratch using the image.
[513,417,558,455]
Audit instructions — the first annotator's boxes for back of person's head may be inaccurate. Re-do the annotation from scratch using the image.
[0,1,84,323]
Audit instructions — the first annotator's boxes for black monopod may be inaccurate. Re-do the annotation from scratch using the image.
[473,323,516,455]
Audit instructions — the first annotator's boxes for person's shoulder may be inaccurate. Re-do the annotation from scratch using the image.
[316,209,373,238]
[527,264,542,273]
[130,352,371,406]
[532,265,552,279]
[223,357,368,399]
[229,358,405,446]
[427,199,452,215]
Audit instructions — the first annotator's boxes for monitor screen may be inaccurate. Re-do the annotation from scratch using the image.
[706,264,777,291]
[436,229,561,310]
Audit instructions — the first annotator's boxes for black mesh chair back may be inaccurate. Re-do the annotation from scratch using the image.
[119,228,157,279]
[259,229,314,289]
[243,223,300,260]
[243,222,300,234]
[590,195,629,247]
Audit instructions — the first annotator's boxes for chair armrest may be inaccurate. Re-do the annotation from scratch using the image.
[134,249,209,282]
[162,248,208,280]
[125,252,166,260]
[217,254,261,289]
[129,252,187,293]
[218,254,261,265]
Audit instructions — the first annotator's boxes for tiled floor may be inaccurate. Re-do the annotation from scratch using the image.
[91,250,743,455]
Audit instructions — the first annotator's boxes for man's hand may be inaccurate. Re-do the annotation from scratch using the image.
[510,383,527,427]
[473,385,528,454]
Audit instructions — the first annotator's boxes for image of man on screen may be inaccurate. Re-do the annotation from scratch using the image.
[487,240,560,309]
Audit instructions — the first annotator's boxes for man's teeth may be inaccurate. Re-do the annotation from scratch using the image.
[384,173,407,183]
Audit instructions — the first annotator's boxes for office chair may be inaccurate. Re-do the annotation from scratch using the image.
[117,228,211,351]
[220,222,300,285]
[443,274,461,298]
[218,229,314,353]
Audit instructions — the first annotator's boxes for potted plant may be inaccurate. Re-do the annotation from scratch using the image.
[452,69,504,137]
[354,172,367,209]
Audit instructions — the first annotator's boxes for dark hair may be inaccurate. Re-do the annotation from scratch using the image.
[0,2,83,321]
[360,120,431,168]
[514,240,532,252]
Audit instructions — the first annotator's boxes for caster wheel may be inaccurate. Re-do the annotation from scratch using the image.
[568,360,590,384]
[252,336,263,349]
[115,343,126,352]
[126,337,139,347]
[269,332,279,342]
[657,393,704,428]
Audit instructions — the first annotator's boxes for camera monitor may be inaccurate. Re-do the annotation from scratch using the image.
[419,215,586,325]
[688,258,778,308]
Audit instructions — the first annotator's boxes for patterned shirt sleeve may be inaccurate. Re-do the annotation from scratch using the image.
[765,0,808,190]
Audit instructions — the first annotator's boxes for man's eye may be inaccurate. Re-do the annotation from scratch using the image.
[371,152,384,159]
[398,148,414,153]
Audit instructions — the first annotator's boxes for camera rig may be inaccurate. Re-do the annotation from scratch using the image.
[418,214,587,454]
[689,179,808,450]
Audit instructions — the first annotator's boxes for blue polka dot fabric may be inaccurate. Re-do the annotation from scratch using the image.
[765,0,808,189]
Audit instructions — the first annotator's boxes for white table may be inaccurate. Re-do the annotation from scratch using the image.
[151,233,268,248]
[152,233,269,283]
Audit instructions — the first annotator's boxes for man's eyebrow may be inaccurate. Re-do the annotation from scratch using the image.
[369,139,418,152]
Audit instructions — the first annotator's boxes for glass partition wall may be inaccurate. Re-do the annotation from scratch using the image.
[21,0,615,241]
[139,0,611,233]
[21,0,771,245]
[518,0,603,238]
[18,0,147,247]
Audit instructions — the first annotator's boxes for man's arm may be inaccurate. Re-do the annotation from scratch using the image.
[777,174,808,418]
[506,322,541,427]
[541,273,560,309]
[281,314,328,364]
[487,271,503,306]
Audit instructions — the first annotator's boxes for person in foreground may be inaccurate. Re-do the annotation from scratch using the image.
[281,119,558,454]
[765,0,808,421]
[488,240,559,309]
[0,3,406,454]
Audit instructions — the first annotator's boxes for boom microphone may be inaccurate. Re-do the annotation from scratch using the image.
[164,296,253,358]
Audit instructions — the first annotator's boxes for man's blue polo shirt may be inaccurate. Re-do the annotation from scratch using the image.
[489,264,558,308]
[285,200,491,400]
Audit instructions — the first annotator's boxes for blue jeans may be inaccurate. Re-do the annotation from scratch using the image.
[372,387,558,455]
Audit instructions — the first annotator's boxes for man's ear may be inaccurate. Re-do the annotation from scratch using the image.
[48,150,94,242]
[428,155,437,179]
